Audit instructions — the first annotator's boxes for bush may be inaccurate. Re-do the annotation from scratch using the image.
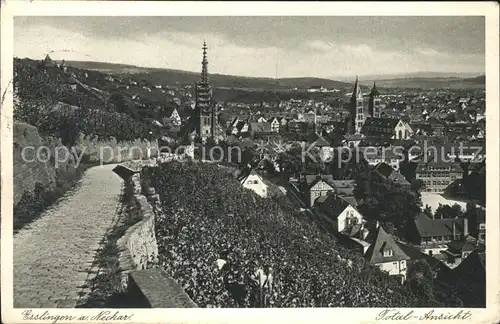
[13,164,88,232]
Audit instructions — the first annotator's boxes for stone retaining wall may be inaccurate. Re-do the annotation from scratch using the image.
[115,161,197,307]
[116,173,159,282]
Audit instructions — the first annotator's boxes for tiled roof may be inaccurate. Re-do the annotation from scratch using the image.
[305,174,335,188]
[340,196,358,207]
[413,213,465,238]
[331,180,356,196]
[249,122,272,133]
[362,117,400,129]
[314,135,331,147]
[364,226,410,264]
[315,194,351,219]
[447,240,476,253]
[395,241,448,272]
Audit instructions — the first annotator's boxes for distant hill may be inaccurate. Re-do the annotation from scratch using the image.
[337,71,483,81]
[65,60,352,90]
[358,75,485,89]
[65,60,485,90]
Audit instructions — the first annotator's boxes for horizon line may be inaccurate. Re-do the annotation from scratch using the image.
[15,56,485,81]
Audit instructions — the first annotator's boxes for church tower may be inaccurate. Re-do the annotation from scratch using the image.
[194,41,216,141]
[368,82,381,118]
[349,76,365,134]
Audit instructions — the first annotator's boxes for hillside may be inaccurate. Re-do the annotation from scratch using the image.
[143,162,426,308]
[65,60,352,90]
[13,58,163,145]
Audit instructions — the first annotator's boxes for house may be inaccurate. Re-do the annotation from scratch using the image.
[393,119,414,140]
[428,118,446,136]
[330,180,356,197]
[373,162,411,190]
[41,54,57,68]
[248,122,273,138]
[256,116,268,123]
[405,213,469,256]
[162,107,182,126]
[442,238,481,268]
[280,117,290,127]
[236,166,268,198]
[361,117,412,140]
[364,225,410,282]
[314,195,365,233]
[232,120,250,136]
[396,241,454,282]
[301,175,336,207]
[415,159,463,193]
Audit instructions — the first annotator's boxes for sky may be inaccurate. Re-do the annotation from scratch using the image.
[14,16,485,79]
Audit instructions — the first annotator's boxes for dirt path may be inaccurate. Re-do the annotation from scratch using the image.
[13,164,123,308]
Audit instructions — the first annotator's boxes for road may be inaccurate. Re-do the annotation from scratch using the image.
[13,164,123,308]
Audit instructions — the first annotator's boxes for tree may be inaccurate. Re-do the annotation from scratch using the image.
[423,205,433,218]
[434,203,463,219]
[407,259,440,306]
[411,179,425,193]
[355,170,421,237]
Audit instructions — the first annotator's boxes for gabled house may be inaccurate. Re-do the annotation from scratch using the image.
[42,54,57,68]
[314,195,365,233]
[162,106,182,126]
[256,116,267,123]
[364,226,410,282]
[302,175,336,207]
[232,120,250,136]
[236,166,268,198]
[442,238,481,268]
[405,213,469,256]
[269,117,281,133]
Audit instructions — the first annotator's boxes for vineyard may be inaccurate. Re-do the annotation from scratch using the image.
[13,58,161,145]
[141,161,426,308]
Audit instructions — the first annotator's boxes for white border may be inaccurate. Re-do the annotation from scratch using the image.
[1,2,499,324]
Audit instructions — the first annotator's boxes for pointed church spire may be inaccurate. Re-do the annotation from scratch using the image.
[370,81,379,97]
[201,40,209,84]
[351,75,361,99]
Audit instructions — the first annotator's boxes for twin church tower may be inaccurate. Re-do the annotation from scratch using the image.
[188,41,380,140]
[348,77,382,135]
